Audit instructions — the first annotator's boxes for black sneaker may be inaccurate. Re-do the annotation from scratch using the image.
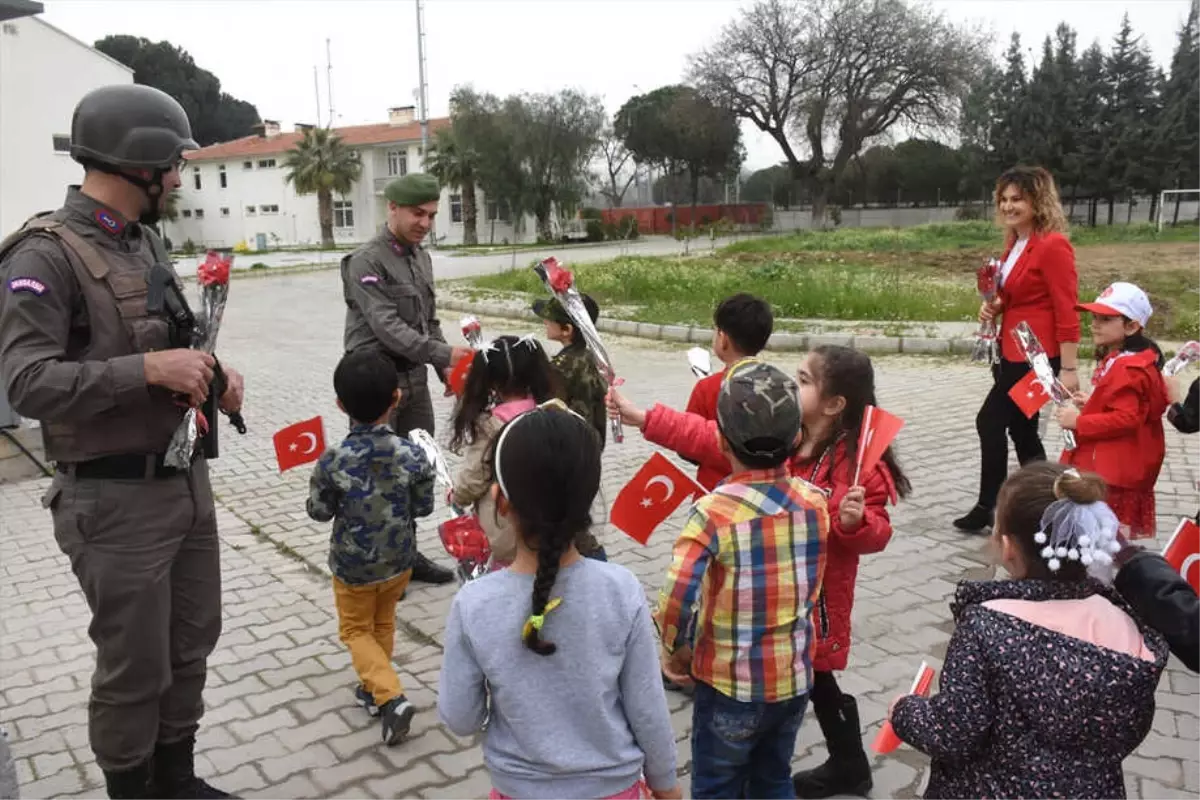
[380,695,416,746]
[355,684,380,717]
[953,504,994,534]
[412,552,455,585]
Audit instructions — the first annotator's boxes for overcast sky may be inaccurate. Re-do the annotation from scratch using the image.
[41,0,1194,170]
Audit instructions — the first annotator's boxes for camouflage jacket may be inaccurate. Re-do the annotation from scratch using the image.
[306,423,435,585]
[552,341,608,450]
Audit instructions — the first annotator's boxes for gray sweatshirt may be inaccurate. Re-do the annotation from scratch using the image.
[438,559,678,799]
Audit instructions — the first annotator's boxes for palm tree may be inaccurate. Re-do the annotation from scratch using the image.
[283,127,362,247]
[425,127,479,246]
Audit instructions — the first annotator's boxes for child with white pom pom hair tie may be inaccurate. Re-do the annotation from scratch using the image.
[888,463,1168,799]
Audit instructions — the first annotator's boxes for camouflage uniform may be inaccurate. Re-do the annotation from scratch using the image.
[306,423,436,584]
[553,341,609,451]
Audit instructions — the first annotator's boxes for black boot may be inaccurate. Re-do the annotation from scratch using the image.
[952,504,994,534]
[792,694,872,799]
[104,760,153,799]
[149,736,236,799]
[411,551,454,585]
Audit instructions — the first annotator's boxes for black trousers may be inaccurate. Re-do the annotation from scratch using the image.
[974,357,1060,509]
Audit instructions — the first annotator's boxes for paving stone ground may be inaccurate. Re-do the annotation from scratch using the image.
[2,266,1197,799]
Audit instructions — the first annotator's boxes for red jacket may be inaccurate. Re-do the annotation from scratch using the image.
[1061,349,1168,490]
[641,404,897,672]
[998,231,1080,362]
[685,371,725,490]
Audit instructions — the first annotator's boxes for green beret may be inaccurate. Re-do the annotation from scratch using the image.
[384,173,440,206]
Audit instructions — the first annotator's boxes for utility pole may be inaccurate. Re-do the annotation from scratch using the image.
[313,66,322,128]
[415,0,430,164]
[326,38,334,127]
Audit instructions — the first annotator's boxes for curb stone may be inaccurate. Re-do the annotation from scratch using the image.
[438,298,970,356]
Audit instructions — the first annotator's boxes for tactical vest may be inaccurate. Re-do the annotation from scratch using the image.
[0,212,183,462]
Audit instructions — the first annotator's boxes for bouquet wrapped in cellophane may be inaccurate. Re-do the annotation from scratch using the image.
[460,315,484,349]
[970,258,1002,365]
[408,428,493,584]
[532,257,624,443]
[164,251,237,469]
[1012,321,1076,451]
[1164,341,1200,377]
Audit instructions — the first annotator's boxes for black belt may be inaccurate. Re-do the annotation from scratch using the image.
[57,452,198,480]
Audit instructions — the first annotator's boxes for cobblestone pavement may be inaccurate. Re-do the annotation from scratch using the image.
[2,267,1197,798]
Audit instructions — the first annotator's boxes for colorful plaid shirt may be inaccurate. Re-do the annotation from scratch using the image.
[655,467,829,703]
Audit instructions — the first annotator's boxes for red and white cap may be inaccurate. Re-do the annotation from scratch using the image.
[1077,281,1153,328]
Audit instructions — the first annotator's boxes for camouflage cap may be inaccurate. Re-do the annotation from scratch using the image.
[716,359,801,465]
[532,295,599,327]
[384,173,440,207]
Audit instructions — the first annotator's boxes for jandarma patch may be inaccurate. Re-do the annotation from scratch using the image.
[7,277,47,295]
[93,209,123,234]
[359,275,381,285]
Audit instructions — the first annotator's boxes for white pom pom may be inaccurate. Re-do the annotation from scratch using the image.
[1048,558,1062,571]
[1078,534,1091,547]
[1034,531,1048,544]
[1107,540,1121,554]
[1055,546,1068,558]
[1096,552,1112,565]
[1041,546,1055,559]
[1067,548,1080,561]
[1081,553,1094,566]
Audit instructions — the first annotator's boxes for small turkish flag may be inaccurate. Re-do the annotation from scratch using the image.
[1008,370,1051,419]
[853,406,905,486]
[610,452,705,545]
[273,416,326,472]
[1164,517,1200,593]
[447,352,474,397]
[873,661,936,754]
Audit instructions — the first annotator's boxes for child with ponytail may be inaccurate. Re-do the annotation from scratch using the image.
[438,402,680,800]
[890,463,1167,798]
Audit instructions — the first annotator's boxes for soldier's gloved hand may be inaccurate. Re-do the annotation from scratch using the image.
[145,349,215,407]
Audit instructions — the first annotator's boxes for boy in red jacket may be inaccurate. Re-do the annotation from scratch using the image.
[685,293,774,491]
[1058,282,1168,539]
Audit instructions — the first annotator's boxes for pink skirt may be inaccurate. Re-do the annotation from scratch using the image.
[489,780,649,800]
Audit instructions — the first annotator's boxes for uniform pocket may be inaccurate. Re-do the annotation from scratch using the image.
[107,269,173,352]
[383,283,421,323]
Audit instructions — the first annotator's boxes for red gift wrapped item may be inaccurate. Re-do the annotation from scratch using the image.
[438,514,491,563]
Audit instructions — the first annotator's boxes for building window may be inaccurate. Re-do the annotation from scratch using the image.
[182,210,193,218]
[243,161,253,170]
[387,150,407,177]
[220,207,230,217]
[245,206,256,216]
[219,165,227,189]
[52,134,70,153]
[486,200,510,223]
[260,204,279,215]
[450,194,463,223]
[257,158,276,169]
[194,209,205,219]
[192,168,202,191]
[333,200,354,229]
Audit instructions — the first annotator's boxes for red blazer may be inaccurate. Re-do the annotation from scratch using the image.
[998,231,1080,361]
[1061,349,1168,490]
[641,405,897,672]
[684,371,725,490]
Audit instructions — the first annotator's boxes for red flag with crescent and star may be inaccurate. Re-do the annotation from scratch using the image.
[610,451,706,545]
[1164,517,1200,594]
[1008,370,1051,419]
[273,416,326,472]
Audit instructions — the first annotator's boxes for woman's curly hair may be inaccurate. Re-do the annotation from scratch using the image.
[993,165,1068,242]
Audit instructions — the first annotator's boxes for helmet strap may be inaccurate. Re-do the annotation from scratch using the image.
[86,161,166,224]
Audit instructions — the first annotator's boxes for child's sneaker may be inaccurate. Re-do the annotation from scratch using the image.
[380,695,415,746]
[354,684,380,717]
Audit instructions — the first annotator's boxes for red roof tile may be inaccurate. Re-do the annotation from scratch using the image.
[184,117,451,162]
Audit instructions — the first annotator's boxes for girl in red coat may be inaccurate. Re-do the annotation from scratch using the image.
[1058,282,1168,539]
[607,346,911,798]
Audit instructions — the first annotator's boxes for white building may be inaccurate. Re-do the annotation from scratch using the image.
[170,107,529,250]
[0,2,134,236]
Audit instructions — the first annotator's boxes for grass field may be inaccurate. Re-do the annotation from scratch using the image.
[465,222,1199,340]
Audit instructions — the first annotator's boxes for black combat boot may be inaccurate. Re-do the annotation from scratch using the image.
[149,736,236,799]
[952,503,994,534]
[103,760,153,799]
[792,694,873,799]
[411,551,454,585]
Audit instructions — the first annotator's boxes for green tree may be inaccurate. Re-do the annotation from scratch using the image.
[1104,14,1162,223]
[1157,1,1200,224]
[957,63,1001,201]
[893,140,962,206]
[282,127,362,248]
[426,127,479,246]
[990,34,1035,171]
[94,35,260,145]
[742,165,796,207]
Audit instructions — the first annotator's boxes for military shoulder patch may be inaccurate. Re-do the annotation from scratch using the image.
[359,274,381,285]
[7,277,47,295]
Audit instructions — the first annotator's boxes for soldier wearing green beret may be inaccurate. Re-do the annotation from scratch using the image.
[340,173,471,585]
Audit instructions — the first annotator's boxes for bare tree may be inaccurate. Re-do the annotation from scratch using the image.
[594,126,638,207]
[689,0,987,225]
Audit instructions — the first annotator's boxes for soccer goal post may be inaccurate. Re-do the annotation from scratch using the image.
[1157,189,1200,232]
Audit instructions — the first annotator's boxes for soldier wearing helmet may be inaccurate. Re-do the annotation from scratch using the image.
[0,84,242,799]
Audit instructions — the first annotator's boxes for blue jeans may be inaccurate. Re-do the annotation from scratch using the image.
[690,681,809,799]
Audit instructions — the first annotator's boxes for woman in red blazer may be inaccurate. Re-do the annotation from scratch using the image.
[955,166,1081,533]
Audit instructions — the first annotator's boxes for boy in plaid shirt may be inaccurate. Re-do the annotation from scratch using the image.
[655,359,829,798]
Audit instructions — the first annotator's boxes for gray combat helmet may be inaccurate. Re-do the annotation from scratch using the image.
[70,84,199,170]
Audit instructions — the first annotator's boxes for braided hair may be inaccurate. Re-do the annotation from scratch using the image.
[489,403,601,655]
